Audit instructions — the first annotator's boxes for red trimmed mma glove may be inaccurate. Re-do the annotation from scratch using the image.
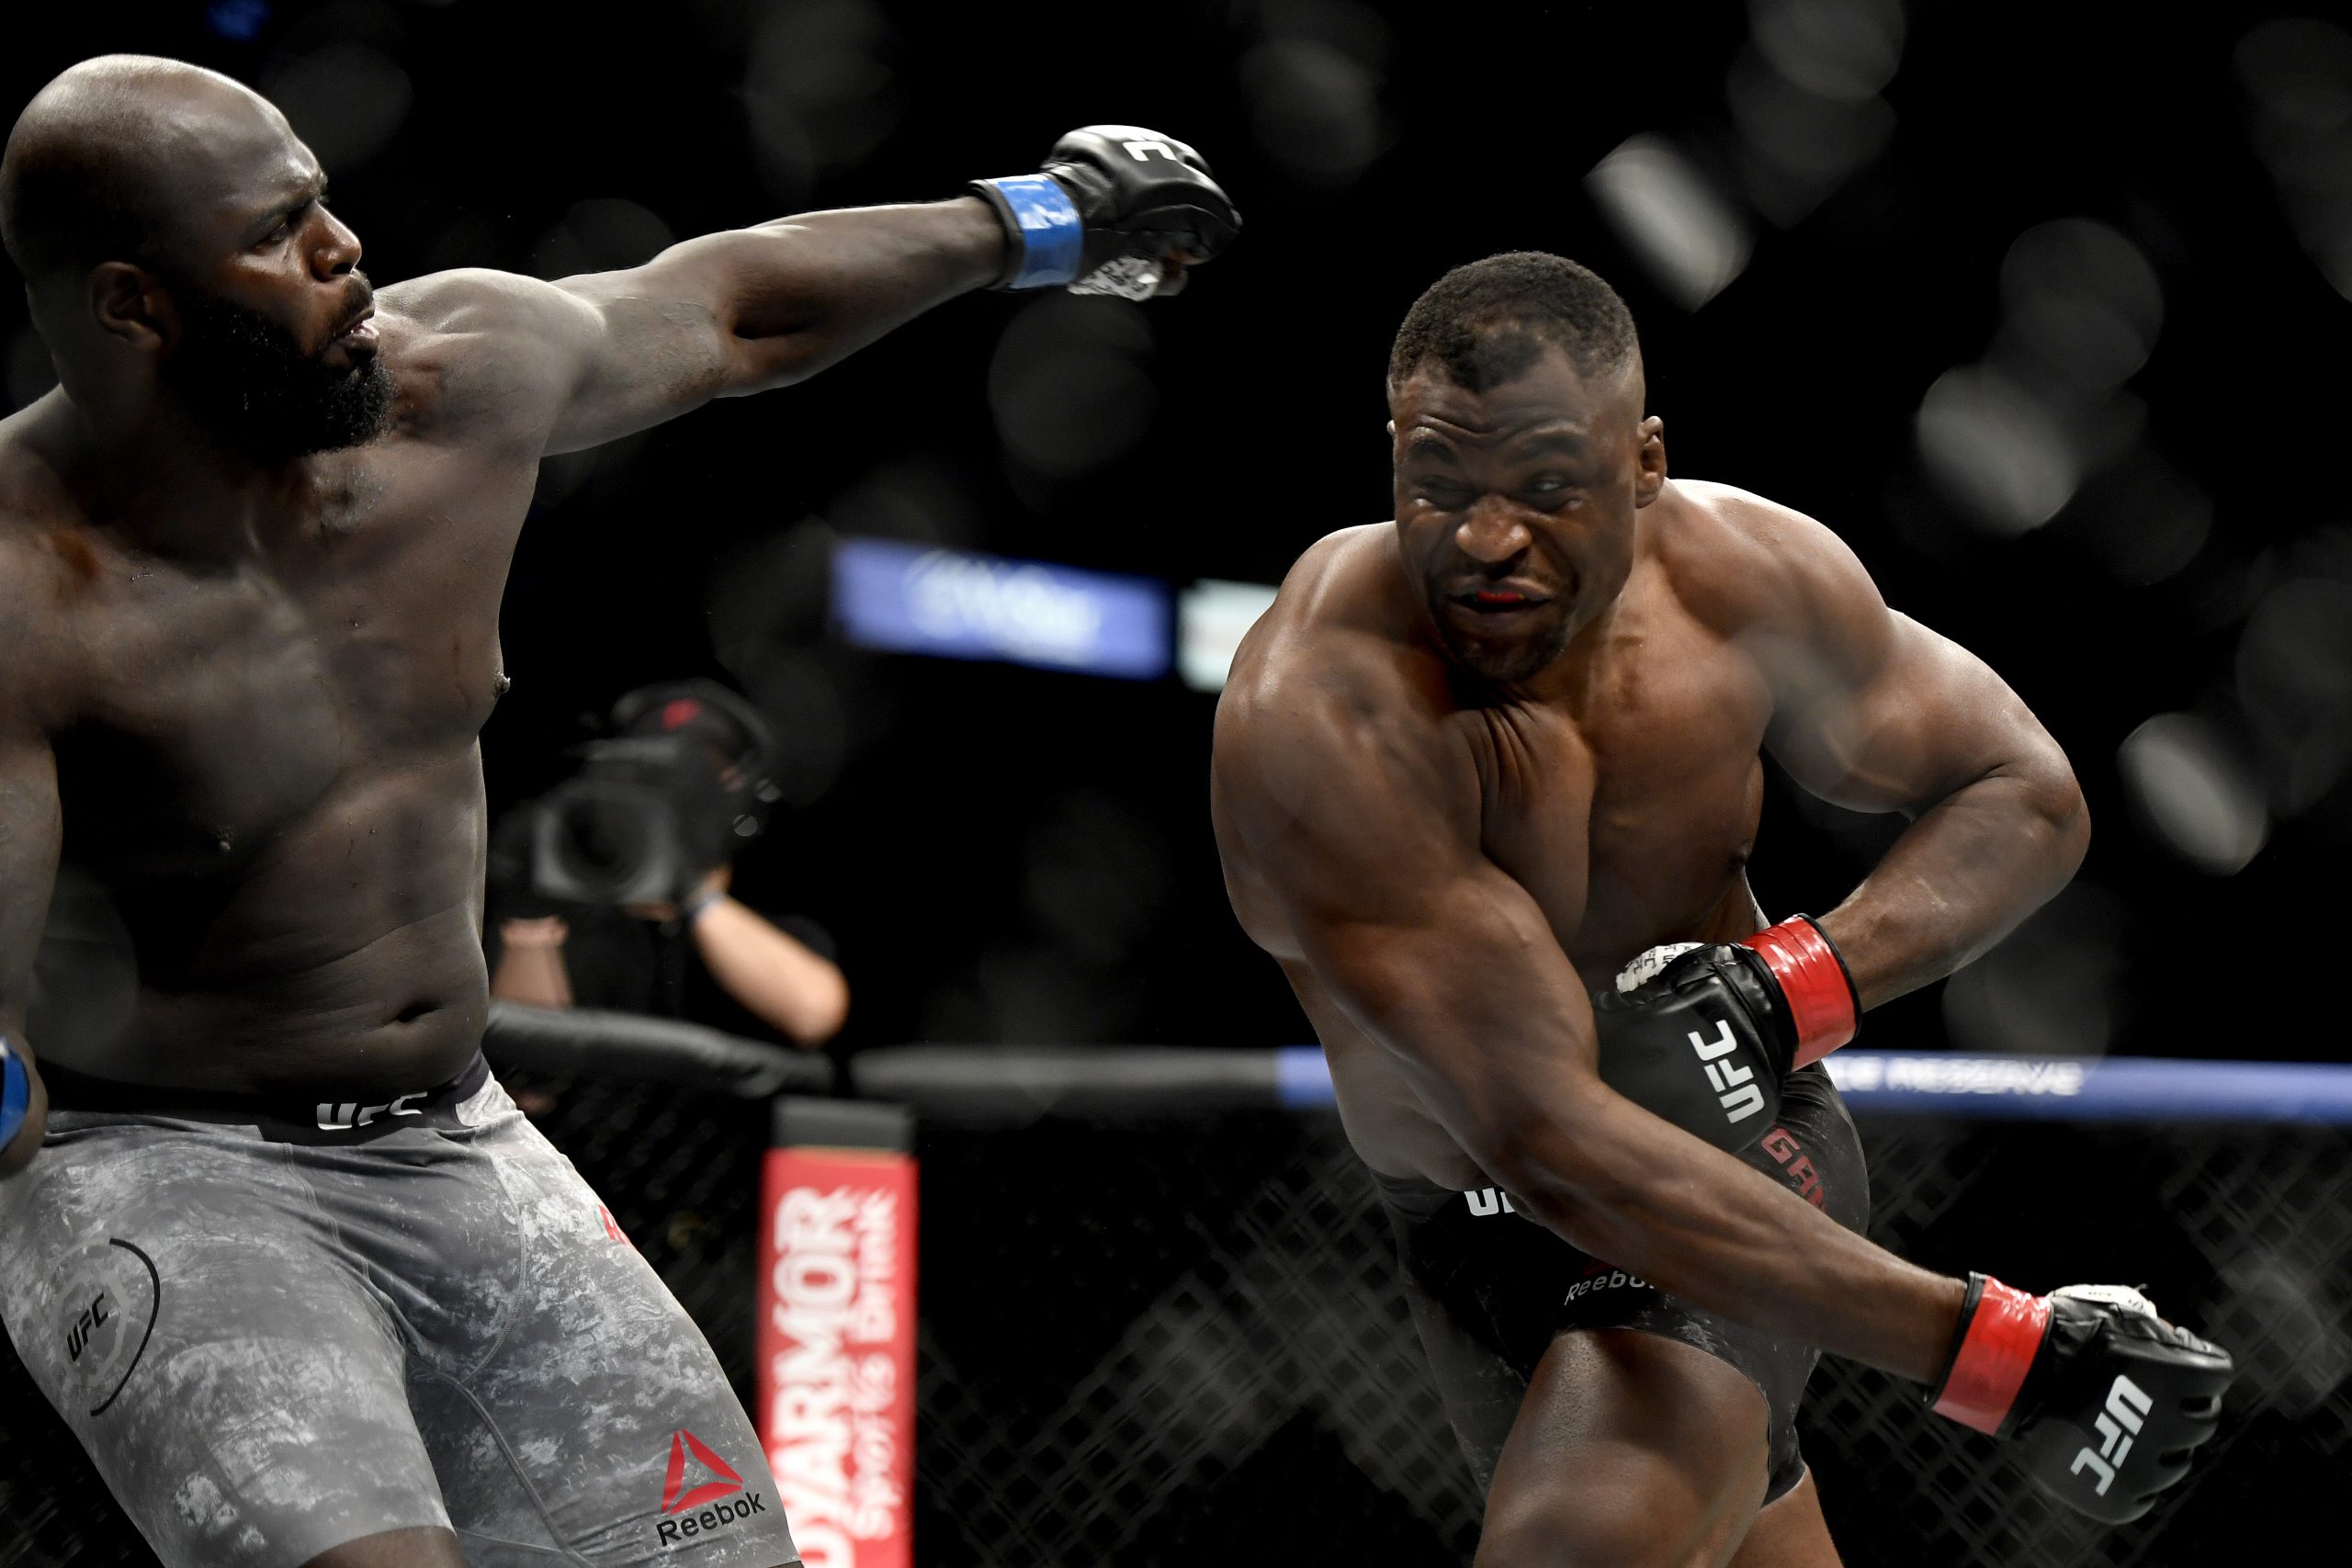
[971,127,1240,299]
[1589,916,1859,1154]
[1928,1276,2233,1524]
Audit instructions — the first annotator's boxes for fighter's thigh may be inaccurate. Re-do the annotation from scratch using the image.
[0,1132,447,1568]
[416,1109,797,1567]
[1476,1327,1772,1568]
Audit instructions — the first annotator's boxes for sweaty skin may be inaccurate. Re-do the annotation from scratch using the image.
[1211,344,2089,1387]
[0,59,1038,1151]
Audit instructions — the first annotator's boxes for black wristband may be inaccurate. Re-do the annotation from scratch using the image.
[1921,1270,1988,1405]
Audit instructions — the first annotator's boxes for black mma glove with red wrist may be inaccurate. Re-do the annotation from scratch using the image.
[1591,915,1860,1153]
[1927,1275,2233,1523]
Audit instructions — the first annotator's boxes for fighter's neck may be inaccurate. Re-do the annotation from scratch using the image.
[31,388,321,563]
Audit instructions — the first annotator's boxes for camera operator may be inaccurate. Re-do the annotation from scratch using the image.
[488,681,848,1047]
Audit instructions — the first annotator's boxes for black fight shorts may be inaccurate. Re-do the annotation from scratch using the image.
[1375,1066,1869,1506]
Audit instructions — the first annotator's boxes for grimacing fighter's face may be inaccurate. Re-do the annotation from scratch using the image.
[1389,343,1665,686]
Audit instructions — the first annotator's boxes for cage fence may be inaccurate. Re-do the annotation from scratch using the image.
[1,1033,2344,1566]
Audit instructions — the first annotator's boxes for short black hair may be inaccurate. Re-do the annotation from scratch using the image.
[1387,252,1639,393]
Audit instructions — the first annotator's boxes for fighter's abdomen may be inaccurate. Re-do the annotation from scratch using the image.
[41,748,493,1095]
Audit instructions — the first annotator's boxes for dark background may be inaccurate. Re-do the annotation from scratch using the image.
[6,0,2348,1064]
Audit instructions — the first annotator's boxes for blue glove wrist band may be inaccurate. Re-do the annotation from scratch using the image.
[0,1037,28,1149]
[978,174,1084,288]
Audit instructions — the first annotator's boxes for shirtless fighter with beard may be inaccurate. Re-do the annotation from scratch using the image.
[0,55,1234,1568]
[1212,254,2231,1566]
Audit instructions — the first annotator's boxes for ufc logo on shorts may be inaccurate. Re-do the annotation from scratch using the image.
[2069,1374,2153,1496]
[1123,138,1178,162]
[1688,1021,1766,1125]
[315,1093,424,1130]
[1464,1187,1518,1217]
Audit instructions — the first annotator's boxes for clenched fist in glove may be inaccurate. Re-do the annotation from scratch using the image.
[1592,915,1860,1153]
[972,126,1240,299]
[1928,1276,2234,1523]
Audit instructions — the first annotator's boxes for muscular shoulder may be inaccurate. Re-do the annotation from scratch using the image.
[1215,525,1475,851]
[1645,478,1890,677]
[1223,525,1433,739]
[378,268,596,442]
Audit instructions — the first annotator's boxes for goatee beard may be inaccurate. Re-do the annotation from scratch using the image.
[1430,606,1575,687]
[162,284,393,459]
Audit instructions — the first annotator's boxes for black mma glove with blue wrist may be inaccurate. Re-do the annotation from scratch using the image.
[972,126,1240,299]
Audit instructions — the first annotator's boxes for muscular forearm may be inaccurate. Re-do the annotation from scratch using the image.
[691,899,849,1045]
[491,920,574,1010]
[1498,1100,1966,1382]
[702,198,1007,393]
[1818,765,2088,1010]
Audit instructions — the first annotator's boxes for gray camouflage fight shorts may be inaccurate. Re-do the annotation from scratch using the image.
[0,1053,800,1568]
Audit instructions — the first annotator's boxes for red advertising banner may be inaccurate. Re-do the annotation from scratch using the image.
[755,1145,919,1568]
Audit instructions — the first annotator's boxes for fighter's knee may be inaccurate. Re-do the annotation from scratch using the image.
[1475,1489,1683,1568]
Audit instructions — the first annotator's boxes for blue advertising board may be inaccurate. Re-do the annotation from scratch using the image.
[832,537,1172,680]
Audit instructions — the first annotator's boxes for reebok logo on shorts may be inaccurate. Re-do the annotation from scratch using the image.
[653,1429,767,1545]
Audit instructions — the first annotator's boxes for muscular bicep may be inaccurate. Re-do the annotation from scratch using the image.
[1214,671,1605,1161]
[0,721,61,1041]
[1756,515,2068,816]
[383,258,738,457]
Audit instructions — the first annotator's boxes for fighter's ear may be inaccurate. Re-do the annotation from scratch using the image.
[1633,414,1667,507]
[87,262,175,352]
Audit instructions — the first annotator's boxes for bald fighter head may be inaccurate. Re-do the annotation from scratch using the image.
[1386,254,1666,686]
[1,55,389,458]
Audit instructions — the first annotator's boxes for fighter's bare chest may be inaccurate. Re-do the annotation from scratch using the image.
[1472,628,1773,965]
[54,460,521,870]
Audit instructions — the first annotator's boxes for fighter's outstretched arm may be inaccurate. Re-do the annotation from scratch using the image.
[1736,492,2091,1009]
[392,129,1238,459]
[0,669,61,1177]
[388,197,1008,457]
[1209,641,1965,1383]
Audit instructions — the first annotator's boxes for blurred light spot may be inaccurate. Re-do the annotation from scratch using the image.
[1994,220,2163,394]
[1178,581,1280,693]
[1942,883,2129,1055]
[743,0,899,204]
[2235,575,2352,812]
[1747,0,1905,101]
[2225,1254,2352,1416]
[262,45,412,172]
[2237,19,2352,300]
[1586,136,1751,310]
[2056,451,2211,585]
[529,198,677,281]
[989,298,1158,479]
[1725,48,1894,225]
[2237,18,2352,131]
[6,328,57,412]
[1915,366,2076,534]
[1241,38,1385,188]
[2117,714,2269,874]
[208,0,271,40]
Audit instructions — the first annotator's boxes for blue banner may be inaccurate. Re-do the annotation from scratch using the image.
[833,537,1172,680]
